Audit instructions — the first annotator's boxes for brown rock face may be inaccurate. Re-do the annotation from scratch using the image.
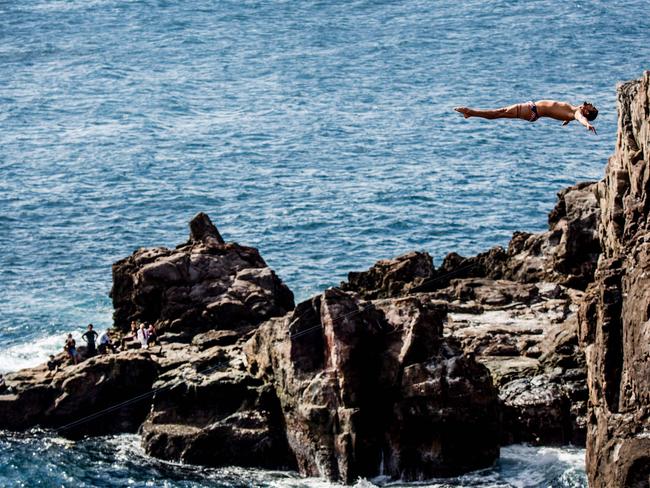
[140,340,295,469]
[111,212,294,333]
[341,201,595,448]
[245,288,500,483]
[579,71,650,487]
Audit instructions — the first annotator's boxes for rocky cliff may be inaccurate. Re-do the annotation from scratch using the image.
[2,73,649,485]
[246,289,499,482]
[579,71,650,487]
[0,180,596,482]
[0,215,298,469]
[0,213,502,482]
[342,179,600,447]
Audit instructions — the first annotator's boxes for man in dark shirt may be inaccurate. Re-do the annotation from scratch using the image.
[47,355,58,374]
[82,324,99,357]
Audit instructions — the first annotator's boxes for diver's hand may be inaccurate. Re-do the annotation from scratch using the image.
[588,124,597,135]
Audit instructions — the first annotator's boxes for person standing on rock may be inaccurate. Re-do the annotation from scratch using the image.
[82,324,99,357]
[137,324,149,349]
[454,100,598,133]
[64,334,79,365]
[146,323,161,352]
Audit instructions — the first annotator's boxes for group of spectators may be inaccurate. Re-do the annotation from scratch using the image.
[0,322,162,394]
[123,321,160,351]
[60,324,116,366]
[59,321,160,368]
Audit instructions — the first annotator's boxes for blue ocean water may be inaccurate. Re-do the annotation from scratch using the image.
[1,0,649,485]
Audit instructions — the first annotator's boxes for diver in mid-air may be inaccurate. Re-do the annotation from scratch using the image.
[454,100,598,134]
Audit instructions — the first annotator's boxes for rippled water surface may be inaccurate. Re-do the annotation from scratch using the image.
[0,432,586,488]
[1,0,649,485]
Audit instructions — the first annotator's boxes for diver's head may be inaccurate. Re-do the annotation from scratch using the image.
[581,101,598,121]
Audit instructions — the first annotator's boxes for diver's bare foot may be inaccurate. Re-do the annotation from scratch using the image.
[454,107,471,118]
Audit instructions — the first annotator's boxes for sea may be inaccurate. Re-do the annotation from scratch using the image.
[1,0,649,486]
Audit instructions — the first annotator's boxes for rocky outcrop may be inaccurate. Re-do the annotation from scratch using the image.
[0,351,158,438]
[246,289,499,483]
[579,71,650,488]
[111,217,298,469]
[342,237,592,447]
[111,213,294,334]
[0,215,297,468]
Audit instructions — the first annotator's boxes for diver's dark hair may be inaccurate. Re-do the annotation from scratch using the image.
[584,101,598,121]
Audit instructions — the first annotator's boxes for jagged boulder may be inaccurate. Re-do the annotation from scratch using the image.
[579,71,650,488]
[341,251,435,299]
[245,288,500,483]
[111,212,294,333]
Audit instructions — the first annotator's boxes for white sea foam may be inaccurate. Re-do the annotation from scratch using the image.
[0,334,68,373]
[537,446,586,469]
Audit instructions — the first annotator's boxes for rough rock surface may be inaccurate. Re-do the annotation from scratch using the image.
[0,351,158,438]
[579,71,650,487]
[246,289,499,483]
[140,336,295,469]
[441,279,588,446]
[342,243,591,446]
[111,212,294,333]
[0,215,298,471]
[343,251,436,299]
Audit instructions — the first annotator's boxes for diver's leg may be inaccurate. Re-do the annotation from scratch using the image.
[455,104,520,119]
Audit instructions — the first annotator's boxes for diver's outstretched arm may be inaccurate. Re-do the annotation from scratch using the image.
[574,109,597,134]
